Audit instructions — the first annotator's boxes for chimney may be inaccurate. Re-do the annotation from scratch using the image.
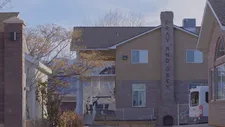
[183,19,196,33]
[159,11,176,127]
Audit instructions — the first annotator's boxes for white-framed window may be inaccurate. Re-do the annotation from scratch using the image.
[216,65,225,100]
[132,84,146,107]
[186,49,203,63]
[131,50,148,64]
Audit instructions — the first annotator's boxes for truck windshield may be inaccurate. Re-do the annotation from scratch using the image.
[190,91,199,106]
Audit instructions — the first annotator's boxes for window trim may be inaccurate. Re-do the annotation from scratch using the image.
[186,49,203,64]
[210,69,215,102]
[132,84,146,108]
[215,36,225,60]
[131,50,148,64]
[215,64,225,101]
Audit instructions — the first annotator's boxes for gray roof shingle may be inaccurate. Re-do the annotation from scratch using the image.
[71,26,200,50]
[208,0,225,26]
[71,27,155,49]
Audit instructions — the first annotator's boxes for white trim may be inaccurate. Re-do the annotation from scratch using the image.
[196,1,208,49]
[25,54,52,75]
[215,64,225,101]
[174,25,199,37]
[206,0,224,30]
[78,48,110,51]
[109,26,161,49]
[90,74,116,77]
[132,84,146,108]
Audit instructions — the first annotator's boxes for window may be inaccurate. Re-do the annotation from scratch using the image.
[131,50,148,64]
[210,69,214,101]
[205,92,208,103]
[132,84,146,107]
[216,65,225,100]
[186,50,203,63]
[189,84,202,90]
[216,37,225,59]
[190,91,199,106]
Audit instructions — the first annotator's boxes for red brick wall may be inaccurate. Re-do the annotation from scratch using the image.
[3,22,25,127]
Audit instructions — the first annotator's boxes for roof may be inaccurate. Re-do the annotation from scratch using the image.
[208,0,225,26]
[25,54,52,75]
[0,12,19,31]
[71,26,200,50]
[71,27,155,50]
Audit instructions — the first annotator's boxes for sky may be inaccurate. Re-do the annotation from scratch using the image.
[2,0,206,28]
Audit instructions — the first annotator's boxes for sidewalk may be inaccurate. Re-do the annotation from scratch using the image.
[173,124,214,127]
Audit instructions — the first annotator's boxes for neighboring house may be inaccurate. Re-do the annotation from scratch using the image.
[71,12,208,127]
[53,58,115,114]
[25,54,52,120]
[197,0,225,127]
[0,12,27,127]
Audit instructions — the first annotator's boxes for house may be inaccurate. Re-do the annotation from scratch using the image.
[196,0,225,127]
[53,58,115,114]
[71,12,208,127]
[0,12,27,127]
[25,54,52,121]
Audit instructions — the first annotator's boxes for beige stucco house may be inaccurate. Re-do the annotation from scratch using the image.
[197,0,225,127]
[71,12,208,127]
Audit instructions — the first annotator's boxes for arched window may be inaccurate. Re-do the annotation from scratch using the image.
[216,37,225,59]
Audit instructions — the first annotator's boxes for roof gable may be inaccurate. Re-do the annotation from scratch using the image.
[208,0,225,29]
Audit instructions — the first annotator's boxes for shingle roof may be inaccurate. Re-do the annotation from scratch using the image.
[208,0,225,26]
[71,26,200,50]
[71,27,155,49]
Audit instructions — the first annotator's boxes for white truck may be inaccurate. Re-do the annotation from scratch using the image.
[189,86,208,123]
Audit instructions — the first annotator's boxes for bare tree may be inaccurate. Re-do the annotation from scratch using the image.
[25,24,106,124]
[96,9,146,26]
[0,0,10,9]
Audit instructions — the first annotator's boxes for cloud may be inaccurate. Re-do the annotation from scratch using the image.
[143,0,206,26]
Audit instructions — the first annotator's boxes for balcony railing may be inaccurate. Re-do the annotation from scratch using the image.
[89,61,115,76]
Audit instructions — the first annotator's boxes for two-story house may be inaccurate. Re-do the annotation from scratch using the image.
[71,11,208,127]
[197,0,225,127]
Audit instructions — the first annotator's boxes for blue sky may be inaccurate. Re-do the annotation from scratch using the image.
[3,0,206,28]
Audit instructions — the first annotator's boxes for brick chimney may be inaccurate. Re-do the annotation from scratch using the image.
[3,17,26,127]
[158,11,176,127]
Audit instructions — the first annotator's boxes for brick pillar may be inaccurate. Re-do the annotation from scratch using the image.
[3,17,26,127]
[0,26,4,127]
[158,11,177,127]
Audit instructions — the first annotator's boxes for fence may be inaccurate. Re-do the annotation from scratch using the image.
[95,108,157,121]
[177,103,189,125]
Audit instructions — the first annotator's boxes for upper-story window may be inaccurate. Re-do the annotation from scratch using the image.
[186,49,203,63]
[216,37,225,59]
[131,50,148,64]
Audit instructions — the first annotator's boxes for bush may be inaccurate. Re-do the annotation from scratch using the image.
[60,111,83,127]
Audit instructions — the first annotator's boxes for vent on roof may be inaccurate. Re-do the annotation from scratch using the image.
[183,19,196,33]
